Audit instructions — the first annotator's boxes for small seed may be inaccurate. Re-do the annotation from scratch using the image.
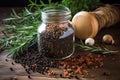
[74,75,79,79]
[25,69,28,72]
[5,59,8,62]
[28,75,32,79]
[10,67,14,71]
[103,71,111,76]
[60,74,63,78]
[11,62,15,65]
[27,71,30,74]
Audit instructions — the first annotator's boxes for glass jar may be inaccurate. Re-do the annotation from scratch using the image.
[38,5,75,60]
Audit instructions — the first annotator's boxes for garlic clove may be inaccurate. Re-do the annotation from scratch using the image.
[102,34,115,44]
[85,38,95,46]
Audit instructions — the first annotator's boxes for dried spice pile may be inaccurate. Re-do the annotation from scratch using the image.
[14,43,55,74]
[59,53,104,78]
[11,43,104,79]
[38,23,74,59]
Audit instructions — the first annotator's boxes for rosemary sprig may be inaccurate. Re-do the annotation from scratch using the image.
[7,35,37,58]
[0,0,57,58]
[1,8,40,57]
[75,40,119,54]
[28,0,59,9]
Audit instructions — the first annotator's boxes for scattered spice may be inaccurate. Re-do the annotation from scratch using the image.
[26,70,30,74]
[47,70,56,76]
[14,43,104,79]
[60,74,63,78]
[5,59,8,62]
[74,75,80,79]
[11,62,15,65]
[10,67,14,71]
[59,53,104,78]
[103,71,111,76]
[28,75,32,79]
[14,44,55,75]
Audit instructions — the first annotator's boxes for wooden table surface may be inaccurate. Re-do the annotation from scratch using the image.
[0,7,120,80]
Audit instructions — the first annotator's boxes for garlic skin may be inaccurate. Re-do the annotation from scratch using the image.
[102,34,115,44]
[85,38,95,46]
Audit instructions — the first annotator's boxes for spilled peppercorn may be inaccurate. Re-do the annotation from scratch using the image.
[13,43,104,79]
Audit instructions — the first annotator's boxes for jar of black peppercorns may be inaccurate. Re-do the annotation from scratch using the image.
[38,5,75,60]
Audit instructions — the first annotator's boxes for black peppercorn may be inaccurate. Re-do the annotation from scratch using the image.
[60,74,63,78]
[11,62,15,65]
[5,59,8,62]
[10,67,14,71]
[28,75,32,79]
[74,75,80,79]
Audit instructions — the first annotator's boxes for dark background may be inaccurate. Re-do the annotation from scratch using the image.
[0,0,60,6]
[0,0,120,6]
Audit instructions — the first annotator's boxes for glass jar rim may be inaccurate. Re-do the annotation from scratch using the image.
[41,5,71,15]
[41,5,71,23]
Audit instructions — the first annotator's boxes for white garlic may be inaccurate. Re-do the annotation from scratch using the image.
[85,38,95,46]
[102,34,115,44]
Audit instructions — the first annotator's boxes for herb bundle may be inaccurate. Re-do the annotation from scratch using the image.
[1,8,41,58]
[0,0,110,58]
[0,0,58,58]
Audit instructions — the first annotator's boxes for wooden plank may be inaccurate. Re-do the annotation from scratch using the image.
[0,75,81,80]
[0,51,75,80]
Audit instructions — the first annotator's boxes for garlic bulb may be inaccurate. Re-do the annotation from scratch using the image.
[102,34,115,44]
[85,38,95,46]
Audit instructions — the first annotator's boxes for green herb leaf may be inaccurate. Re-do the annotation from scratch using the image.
[75,40,119,54]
